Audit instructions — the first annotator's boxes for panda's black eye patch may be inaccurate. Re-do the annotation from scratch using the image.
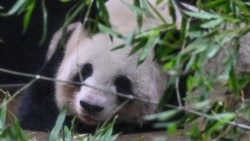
[114,75,134,102]
[72,63,93,85]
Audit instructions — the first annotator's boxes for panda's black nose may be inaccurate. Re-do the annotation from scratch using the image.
[80,101,104,113]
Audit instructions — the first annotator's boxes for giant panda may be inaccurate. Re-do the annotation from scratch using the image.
[18,0,186,133]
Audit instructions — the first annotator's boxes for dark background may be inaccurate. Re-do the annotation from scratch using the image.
[0,0,76,84]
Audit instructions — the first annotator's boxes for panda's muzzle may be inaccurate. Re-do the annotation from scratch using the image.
[80,100,104,113]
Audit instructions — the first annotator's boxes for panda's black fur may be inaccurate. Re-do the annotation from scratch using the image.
[18,43,64,131]
[0,1,75,84]
[18,0,189,134]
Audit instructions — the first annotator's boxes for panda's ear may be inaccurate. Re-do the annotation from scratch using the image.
[46,22,86,62]
[64,22,88,57]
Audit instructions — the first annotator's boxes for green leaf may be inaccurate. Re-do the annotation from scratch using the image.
[63,126,72,141]
[184,55,196,73]
[98,23,125,39]
[147,0,167,24]
[162,60,174,71]
[192,100,210,110]
[184,10,220,20]
[212,113,235,121]
[205,113,235,135]
[0,0,27,16]
[12,118,29,141]
[87,116,119,141]
[121,0,152,18]
[60,0,72,2]
[129,38,146,55]
[245,2,250,6]
[138,30,160,64]
[49,106,67,141]
[39,0,48,45]
[205,0,228,9]
[122,31,136,49]
[167,122,177,135]
[0,98,7,134]
[59,1,86,46]
[145,109,179,121]
[23,0,36,32]
[201,18,223,28]
[207,45,220,58]
[138,37,159,64]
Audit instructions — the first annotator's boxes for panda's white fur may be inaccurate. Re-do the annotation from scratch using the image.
[55,0,181,126]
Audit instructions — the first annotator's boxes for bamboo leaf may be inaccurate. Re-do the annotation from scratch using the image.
[201,18,223,28]
[145,109,179,121]
[23,0,36,32]
[98,23,125,39]
[49,106,67,141]
[0,98,7,134]
[39,0,48,45]
[184,10,220,20]
[0,0,27,16]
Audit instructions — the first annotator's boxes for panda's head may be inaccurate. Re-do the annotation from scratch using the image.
[55,0,181,126]
[55,26,167,126]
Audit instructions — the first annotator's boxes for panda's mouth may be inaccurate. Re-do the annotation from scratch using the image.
[81,115,100,125]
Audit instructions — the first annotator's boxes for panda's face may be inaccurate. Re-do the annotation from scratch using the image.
[55,32,167,125]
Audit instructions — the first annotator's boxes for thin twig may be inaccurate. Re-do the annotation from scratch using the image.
[81,0,94,28]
